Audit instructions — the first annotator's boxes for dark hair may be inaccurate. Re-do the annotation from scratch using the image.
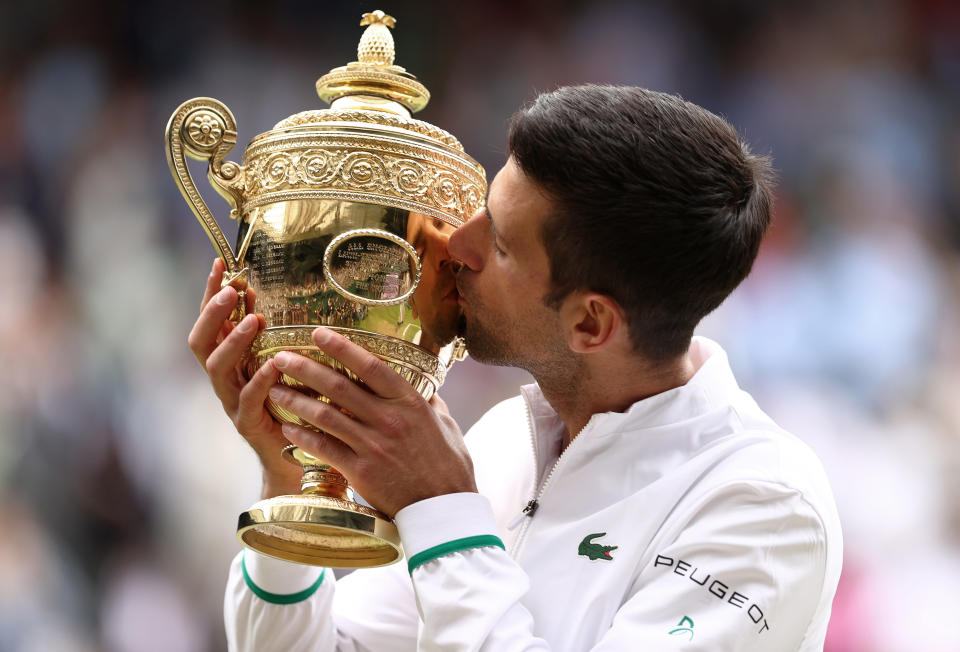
[507,85,774,361]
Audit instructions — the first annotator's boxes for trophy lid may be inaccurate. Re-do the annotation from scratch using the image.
[271,10,457,148]
[315,10,430,115]
[233,10,485,228]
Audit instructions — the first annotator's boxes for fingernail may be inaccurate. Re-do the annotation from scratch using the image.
[313,327,330,345]
[236,315,254,333]
[274,352,290,369]
[281,423,310,445]
[216,288,233,305]
[269,385,286,401]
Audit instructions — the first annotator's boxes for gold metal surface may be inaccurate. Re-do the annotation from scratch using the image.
[165,10,486,568]
[316,11,430,114]
[238,123,484,224]
[238,494,402,568]
[322,228,422,307]
[273,110,464,150]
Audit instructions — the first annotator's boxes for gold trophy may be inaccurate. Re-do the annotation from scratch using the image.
[165,10,486,568]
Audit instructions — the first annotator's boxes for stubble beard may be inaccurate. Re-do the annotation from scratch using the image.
[456,290,583,388]
[454,273,510,365]
[456,304,519,367]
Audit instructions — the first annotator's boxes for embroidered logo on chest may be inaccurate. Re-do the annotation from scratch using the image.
[578,532,618,561]
[669,616,695,640]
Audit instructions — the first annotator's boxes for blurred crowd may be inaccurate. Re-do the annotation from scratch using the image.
[1,0,958,650]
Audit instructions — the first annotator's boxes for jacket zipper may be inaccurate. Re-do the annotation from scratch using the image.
[509,402,592,559]
[506,401,540,533]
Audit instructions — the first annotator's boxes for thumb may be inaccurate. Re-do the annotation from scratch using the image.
[429,393,451,418]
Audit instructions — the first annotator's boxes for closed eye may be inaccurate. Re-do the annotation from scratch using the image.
[485,207,507,256]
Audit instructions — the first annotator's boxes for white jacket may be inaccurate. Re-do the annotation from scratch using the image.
[225,337,843,651]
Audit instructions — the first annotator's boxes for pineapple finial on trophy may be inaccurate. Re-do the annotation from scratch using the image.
[358,10,397,66]
[316,9,430,114]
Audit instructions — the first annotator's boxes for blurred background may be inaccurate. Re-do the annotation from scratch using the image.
[1,0,958,650]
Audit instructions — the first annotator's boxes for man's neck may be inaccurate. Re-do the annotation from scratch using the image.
[534,351,697,449]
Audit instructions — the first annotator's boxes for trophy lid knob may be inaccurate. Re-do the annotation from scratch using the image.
[316,9,430,115]
[358,11,396,66]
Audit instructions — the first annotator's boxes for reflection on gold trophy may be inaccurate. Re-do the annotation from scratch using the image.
[164,10,486,568]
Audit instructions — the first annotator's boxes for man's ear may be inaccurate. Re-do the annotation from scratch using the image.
[561,292,626,353]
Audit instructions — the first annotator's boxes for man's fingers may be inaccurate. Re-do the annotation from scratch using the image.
[311,327,411,399]
[219,320,235,343]
[204,313,260,403]
[188,285,239,366]
[271,350,380,420]
[268,384,371,453]
[245,286,258,316]
[200,258,225,310]
[281,422,358,474]
[236,358,280,430]
[429,394,452,418]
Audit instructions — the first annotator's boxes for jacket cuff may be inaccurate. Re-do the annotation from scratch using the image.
[393,492,504,574]
[240,549,325,604]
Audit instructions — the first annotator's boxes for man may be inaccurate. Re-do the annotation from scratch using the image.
[190,85,842,651]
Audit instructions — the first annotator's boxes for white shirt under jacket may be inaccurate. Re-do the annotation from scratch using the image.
[224,337,843,651]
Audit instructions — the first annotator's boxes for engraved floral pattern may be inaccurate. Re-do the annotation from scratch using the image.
[340,152,388,189]
[430,172,461,211]
[298,149,337,184]
[462,183,483,216]
[244,145,484,223]
[186,111,224,148]
[260,153,296,189]
[252,327,445,390]
[391,159,429,197]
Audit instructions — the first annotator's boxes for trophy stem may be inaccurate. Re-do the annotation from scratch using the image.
[300,464,350,499]
[238,443,401,568]
[280,443,350,499]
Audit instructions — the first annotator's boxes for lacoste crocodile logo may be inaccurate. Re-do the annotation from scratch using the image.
[578,532,618,561]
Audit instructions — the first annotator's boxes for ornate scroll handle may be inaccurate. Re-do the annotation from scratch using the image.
[165,97,249,318]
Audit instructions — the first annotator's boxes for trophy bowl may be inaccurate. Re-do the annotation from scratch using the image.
[165,10,486,568]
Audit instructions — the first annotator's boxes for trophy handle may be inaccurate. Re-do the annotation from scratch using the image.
[165,98,249,314]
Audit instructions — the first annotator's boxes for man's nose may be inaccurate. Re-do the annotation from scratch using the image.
[448,211,485,272]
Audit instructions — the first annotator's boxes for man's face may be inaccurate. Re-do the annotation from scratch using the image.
[448,157,570,374]
[406,213,459,352]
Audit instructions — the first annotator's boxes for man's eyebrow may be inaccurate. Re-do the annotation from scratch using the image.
[486,206,503,242]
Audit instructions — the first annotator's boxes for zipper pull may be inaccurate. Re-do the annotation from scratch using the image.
[507,500,540,530]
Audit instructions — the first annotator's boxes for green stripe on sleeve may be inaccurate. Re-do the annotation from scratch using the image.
[407,535,506,574]
[241,551,326,605]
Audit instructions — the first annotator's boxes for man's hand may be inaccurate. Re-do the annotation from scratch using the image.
[267,327,477,518]
[188,258,301,498]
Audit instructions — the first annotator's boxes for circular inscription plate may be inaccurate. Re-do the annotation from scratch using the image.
[322,229,422,306]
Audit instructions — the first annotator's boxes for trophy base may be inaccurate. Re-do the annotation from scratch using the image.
[237,494,402,568]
